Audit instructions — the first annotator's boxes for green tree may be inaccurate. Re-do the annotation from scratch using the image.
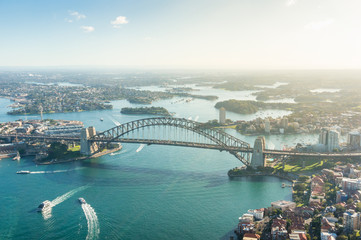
[48,142,68,159]
[335,205,346,218]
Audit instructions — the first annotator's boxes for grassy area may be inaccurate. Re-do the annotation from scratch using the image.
[274,158,329,173]
[68,145,80,152]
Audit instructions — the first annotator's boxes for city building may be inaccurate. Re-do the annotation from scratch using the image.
[264,118,270,133]
[237,213,255,235]
[289,233,307,240]
[342,178,361,192]
[219,107,226,124]
[321,232,337,240]
[271,200,296,211]
[271,218,288,240]
[247,209,264,220]
[243,233,261,240]
[319,128,328,145]
[44,125,83,136]
[318,128,340,152]
[336,190,348,203]
[327,130,339,152]
[343,209,361,232]
[280,117,288,129]
[348,131,361,150]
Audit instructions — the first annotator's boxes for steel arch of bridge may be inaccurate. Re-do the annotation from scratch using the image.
[90,117,252,165]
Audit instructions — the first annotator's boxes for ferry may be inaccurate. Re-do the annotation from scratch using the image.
[16,170,30,174]
[37,200,52,212]
[78,198,86,204]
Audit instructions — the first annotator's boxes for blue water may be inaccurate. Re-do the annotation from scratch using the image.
[0,88,298,239]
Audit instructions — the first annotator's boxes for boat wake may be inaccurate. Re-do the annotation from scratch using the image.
[41,206,53,220]
[30,168,81,174]
[136,144,146,153]
[40,186,89,220]
[51,186,89,207]
[109,116,121,126]
[110,150,127,156]
[81,202,100,240]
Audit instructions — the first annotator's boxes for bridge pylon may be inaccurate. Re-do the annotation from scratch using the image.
[251,136,266,168]
[80,126,99,155]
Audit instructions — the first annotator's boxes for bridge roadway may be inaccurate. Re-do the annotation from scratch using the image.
[2,134,361,158]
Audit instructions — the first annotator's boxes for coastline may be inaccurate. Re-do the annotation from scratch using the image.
[228,171,297,182]
[34,146,123,165]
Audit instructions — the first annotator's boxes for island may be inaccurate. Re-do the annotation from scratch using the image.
[120,107,171,116]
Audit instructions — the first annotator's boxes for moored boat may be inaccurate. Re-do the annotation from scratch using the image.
[12,151,20,161]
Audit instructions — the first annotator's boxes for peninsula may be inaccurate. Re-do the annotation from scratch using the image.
[120,107,171,116]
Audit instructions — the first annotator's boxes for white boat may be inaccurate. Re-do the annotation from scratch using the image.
[16,170,30,174]
[37,200,52,212]
[100,118,104,121]
[78,198,86,204]
[12,151,20,161]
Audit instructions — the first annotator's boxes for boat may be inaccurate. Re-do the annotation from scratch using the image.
[281,183,286,188]
[78,198,86,204]
[37,200,52,212]
[100,118,104,121]
[12,151,20,161]
[16,170,30,174]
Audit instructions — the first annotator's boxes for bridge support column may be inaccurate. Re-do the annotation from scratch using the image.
[251,136,266,168]
[80,127,99,155]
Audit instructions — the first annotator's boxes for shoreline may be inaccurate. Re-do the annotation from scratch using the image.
[34,146,123,165]
[228,171,297,182]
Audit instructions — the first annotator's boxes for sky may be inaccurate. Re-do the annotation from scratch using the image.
[0,0,361,69]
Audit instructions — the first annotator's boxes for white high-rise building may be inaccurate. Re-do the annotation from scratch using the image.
[280,117,288,129]
[264,119,270,133]
[319,128,328,145]
[318,128,340,152]
[344,210,361,233]
[348,131,361,150]
[327,130,339,152]
[219,107,226,124]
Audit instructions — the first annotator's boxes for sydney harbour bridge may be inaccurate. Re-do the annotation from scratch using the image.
[1,117,361,167]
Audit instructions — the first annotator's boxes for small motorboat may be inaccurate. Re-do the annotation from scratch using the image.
[78,198,86,204]
[37,200,52,212]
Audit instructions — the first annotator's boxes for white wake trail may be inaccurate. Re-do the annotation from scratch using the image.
[136,144,146,153]
[110,150,127,156]
[109,116,121,126]
[51,186,88,207]
[81,203,100,240]
[40,186,88,220]
[31,168,83,174]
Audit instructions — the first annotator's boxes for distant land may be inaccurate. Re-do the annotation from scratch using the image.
[120,107,171,116]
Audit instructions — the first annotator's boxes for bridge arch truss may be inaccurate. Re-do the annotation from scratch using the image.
[90,117,252,165]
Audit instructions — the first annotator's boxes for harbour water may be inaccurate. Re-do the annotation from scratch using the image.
[0,85,306,239]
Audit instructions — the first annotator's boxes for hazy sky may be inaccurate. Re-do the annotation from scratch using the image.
[1,0,360,69]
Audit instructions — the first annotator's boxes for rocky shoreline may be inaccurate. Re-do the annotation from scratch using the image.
[228,168,298,182]
[34,146,123,165]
